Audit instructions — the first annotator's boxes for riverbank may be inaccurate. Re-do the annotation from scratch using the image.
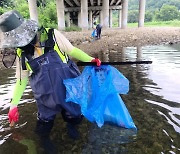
[1,27,180,68]
[63,27,180,55]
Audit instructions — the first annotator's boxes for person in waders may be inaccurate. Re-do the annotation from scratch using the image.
[93,21,102,40]
[96,23,102,39]
[0,10,101,144]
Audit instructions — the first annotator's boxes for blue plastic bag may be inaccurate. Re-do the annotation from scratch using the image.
[63,65,137,129]
[91,29,97,38]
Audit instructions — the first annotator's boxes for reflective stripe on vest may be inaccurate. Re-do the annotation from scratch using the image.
[16,28,68,71]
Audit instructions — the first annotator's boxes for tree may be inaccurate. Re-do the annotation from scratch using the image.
[128,10,138,23]
[129,0,180,12]
[155,4,179,21]
[38,1,57,28]
[0,0,14,7]
[145,11,153,22]
[167,0,180,10]
[37,0,46,7]
[14,0,29,18]
[128,0,139,10]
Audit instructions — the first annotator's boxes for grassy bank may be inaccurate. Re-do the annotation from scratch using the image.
[65,20,180,32]
[127,20,180,28]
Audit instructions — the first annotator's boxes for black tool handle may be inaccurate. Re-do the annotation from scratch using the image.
[77,61,152,66]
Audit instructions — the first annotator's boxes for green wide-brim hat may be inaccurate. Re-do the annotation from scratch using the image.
[0,10,38,48]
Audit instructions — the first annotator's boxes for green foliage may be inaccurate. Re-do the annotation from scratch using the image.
[1,0,180,29]
[145,20,180,27]
[65,24,81,32]
[38,1,57,28]
[127,22,138,27]
[14,0,30,19]
[0,0,57,28]
[128,20,180,27]
[0,0,14,7]
[145,11,153,22]
[0,0,15,14]
[112,10,119,27]
[155,5,180,21]
[128,0,180,22]
[0,7,4,15]
[128,10,139,23]
[128,0,139,10]
[37,0,47,7]
[168,0,180,10]
[146,0,167,10]
[0,0,29,18]
[129,0,180,11]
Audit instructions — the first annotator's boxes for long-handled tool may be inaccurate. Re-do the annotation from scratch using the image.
[77,60,152,66]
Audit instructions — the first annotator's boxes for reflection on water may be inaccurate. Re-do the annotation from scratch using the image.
[0,44,180,153]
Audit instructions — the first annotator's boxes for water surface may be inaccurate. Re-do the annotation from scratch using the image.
[0,44,180,154]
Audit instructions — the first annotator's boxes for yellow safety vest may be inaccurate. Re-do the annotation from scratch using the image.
[16,28,68,71]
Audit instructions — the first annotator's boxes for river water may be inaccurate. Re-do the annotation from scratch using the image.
[0,44,180,154]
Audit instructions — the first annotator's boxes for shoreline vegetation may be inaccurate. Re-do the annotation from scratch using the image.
[64,20,180,32]
[127,20,180,28]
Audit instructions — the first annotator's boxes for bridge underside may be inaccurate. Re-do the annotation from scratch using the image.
[62,0,123,30]
[64,0,122,7]
[28,0,146,31]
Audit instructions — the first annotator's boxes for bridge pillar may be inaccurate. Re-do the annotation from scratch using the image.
[109,9,113,28]
[118,9,122,28]
[66,12,70,27]
[78,11,81,27]
[138,0,146,27]
[27,0,127,30]
[100,11,103,26]
[89,10,93,28]
[56,0,65,30]
[81,0,88,31]
[28,0,38,22]
[102,0,109,28]
[121,0,128,29]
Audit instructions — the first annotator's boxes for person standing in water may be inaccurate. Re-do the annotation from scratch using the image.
[0,10,101,141]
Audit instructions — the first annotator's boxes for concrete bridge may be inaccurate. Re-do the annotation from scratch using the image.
[28,0,146,30]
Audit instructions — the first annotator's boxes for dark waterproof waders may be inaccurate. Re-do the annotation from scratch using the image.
[27,29,83,140]
[96,24,102,39]
[29,51,82,120]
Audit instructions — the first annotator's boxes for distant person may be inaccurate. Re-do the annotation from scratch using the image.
[96,23,102,39]
[93,22,102,40]
[91,22,97,41]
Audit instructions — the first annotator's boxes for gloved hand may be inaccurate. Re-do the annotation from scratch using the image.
[91,58,101,66]
[8,106,19,127]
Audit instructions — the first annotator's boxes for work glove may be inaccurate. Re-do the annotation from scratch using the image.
[91,58,101,67]
[8,105,19,127]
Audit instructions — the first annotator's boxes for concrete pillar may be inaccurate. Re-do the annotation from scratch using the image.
[56,0,65,30]
[109,9,113,28]
[28,0,38,22]
[121,0,128,29]
[102,50,109,62]
[118,9,122,28]
[66,12,70,27]
[121,47,126,62]
[137,46,142,60]
[100,11,103,25]
[89,10,93,29]
[138,0,146,27]
[78,11,81,27]
[102,0,109,28]
[81,0,88,31]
